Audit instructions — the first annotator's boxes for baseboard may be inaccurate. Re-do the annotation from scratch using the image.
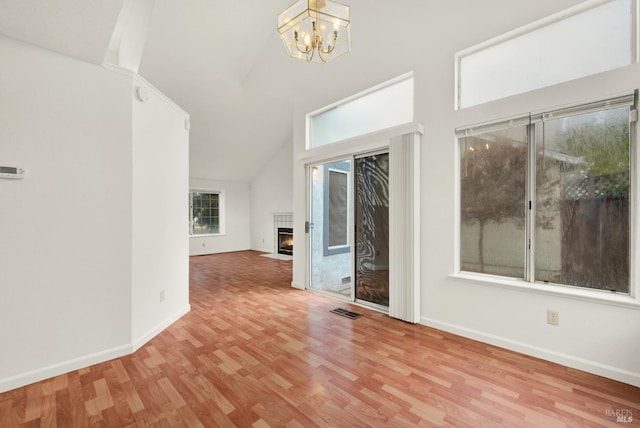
[251,246,273,254]
[0,344,131,394]
[420,316,640,388]
[132,304,191,352]
[0,304,191,394]
[189,247,251,256]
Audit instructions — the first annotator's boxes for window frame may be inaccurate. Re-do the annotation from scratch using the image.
[455,93,637,301]
[323,161,351,256]
[189,189,225,236]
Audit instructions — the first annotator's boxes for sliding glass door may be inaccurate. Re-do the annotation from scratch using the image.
[308,152,389,309]
[309,159,352,298]
[354,152,390,308]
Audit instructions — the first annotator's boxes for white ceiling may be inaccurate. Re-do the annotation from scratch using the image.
[0,0,124,64]
[0,0,422,182]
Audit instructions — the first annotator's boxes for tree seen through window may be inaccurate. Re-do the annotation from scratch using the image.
[459,100,631,293]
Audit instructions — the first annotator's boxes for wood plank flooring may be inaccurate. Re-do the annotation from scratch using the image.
[1,250,639,427]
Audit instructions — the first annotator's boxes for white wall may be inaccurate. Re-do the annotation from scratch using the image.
[0,35,190,393]
[131,75,190,348]
[189,178,251,255]
[0,35,133,391]
[292,0,640,387]
[250,139,293,253]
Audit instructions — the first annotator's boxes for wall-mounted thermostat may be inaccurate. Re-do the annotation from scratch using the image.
[0,166,25,179]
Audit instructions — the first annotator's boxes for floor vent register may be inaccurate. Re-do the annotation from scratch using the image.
[330,307,362,320]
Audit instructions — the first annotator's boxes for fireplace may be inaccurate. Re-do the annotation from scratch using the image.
[277,227,293,255]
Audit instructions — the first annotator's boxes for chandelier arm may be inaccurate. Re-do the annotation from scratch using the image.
[316,48,328,63]
[320,31,338,54]
[320,44,335,54]
[295,42,311,55]
[293,31,312,55]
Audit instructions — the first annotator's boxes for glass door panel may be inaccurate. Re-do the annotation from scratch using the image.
[354,153,389,307]
[309,159,352,298]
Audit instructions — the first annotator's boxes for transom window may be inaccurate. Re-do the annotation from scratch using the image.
[456,0,634,108]
[457,94,634,293]
[308,73,413,148]
[189,191,220,235]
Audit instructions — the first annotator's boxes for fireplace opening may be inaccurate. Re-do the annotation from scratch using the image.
[277,227,293,255]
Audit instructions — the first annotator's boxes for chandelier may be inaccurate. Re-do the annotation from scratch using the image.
[277,0,351,64]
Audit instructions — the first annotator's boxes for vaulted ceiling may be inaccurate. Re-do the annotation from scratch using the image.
[0,0,424,182]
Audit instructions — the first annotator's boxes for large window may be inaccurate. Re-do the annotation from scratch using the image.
[460,124,528,278]
[456,0,633,108]
[189,191,220,235]
[458,94,633,293]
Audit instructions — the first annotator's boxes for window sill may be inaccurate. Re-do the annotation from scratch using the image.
[449,272,640,310]
[189,233,226,238]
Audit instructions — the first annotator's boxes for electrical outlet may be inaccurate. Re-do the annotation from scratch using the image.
[160,290,165,302]
[547,310,559,326]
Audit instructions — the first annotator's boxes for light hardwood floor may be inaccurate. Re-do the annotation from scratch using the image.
[1,251,639,427]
